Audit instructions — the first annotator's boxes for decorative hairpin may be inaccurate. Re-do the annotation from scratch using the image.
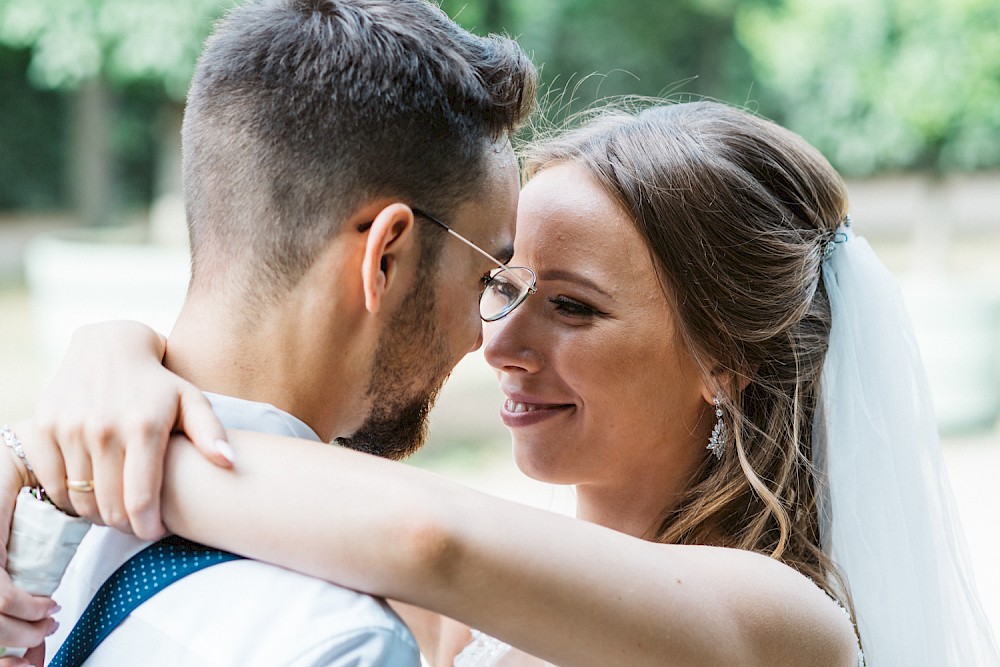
[823,214,852,260]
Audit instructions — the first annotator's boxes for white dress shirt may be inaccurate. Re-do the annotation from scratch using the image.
[44,393,419,666]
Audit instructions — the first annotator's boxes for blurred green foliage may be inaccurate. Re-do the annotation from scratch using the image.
[441,0,757,111]
[0,0,231,213]
[737,0,1000,174]
[0,46,67,209]
[0,0,997,214]
[0,0,230,97]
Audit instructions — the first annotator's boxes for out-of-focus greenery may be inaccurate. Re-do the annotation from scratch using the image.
[440,0,756,105]
[0,46,67,209]
[0,0,230,97]
[1,0,997,214]
[0,0,231,212]
[737,0,1000,174]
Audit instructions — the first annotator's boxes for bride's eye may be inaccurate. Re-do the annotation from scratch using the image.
[549,296,600,319]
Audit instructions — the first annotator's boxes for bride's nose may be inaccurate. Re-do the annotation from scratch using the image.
[483,305,542,374]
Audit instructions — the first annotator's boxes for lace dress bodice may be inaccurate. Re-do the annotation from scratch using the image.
[451,621,862,667]
[453,630,512,667]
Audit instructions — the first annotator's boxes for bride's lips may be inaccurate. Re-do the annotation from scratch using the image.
[499,395,575,428]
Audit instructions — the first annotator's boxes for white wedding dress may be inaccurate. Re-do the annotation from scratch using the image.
[452,617,862,667]
[453,630,512,667]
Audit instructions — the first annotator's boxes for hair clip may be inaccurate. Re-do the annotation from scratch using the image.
[823,215,852,260]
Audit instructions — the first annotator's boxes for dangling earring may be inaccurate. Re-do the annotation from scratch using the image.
[707,396,726,459]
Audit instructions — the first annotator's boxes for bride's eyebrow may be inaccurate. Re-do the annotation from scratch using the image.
[538,268,612,299]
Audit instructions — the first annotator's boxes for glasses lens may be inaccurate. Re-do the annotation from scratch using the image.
[480,266,535,321]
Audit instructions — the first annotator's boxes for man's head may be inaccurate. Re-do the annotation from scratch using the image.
[337,145,521,459]
[179,0,535,456]
[184,0,534,295]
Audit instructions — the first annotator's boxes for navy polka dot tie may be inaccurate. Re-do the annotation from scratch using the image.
[49,535,243,667]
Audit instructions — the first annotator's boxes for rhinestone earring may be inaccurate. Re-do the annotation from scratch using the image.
[707,396,726,459]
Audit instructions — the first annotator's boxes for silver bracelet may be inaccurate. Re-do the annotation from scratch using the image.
[1,424,33,473]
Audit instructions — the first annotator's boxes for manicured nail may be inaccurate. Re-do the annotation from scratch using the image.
[50,603,61,614]
[48,619,59,635]
[215,439,236,464]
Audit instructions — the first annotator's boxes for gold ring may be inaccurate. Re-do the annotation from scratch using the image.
[66,479,95,493]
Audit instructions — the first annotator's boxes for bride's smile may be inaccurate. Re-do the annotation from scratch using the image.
[484,162,713,534]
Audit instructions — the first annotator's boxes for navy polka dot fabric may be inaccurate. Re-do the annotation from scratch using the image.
[49,535,243,667]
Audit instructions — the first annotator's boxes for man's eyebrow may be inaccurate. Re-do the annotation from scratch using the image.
[539,268,613,299]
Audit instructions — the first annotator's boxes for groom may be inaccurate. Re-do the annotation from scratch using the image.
[1,0,535,663]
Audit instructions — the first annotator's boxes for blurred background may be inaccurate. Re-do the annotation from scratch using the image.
[1,0,999,637]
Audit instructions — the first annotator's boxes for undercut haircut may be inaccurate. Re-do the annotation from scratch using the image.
[182,0,536,299]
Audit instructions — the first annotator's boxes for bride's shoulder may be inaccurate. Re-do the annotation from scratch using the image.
[688,546,860,666]
[764,563,860,666]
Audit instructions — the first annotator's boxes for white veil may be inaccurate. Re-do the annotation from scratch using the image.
[815,223,1000,666]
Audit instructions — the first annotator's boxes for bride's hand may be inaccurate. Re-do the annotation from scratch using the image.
[28,321,232,540]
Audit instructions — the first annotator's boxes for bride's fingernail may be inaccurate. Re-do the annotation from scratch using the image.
[48,620,60,635]
[50,604,61,614]
[215,439,236,464]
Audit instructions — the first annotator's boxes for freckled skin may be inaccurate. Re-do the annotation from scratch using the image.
[484,163,715,537]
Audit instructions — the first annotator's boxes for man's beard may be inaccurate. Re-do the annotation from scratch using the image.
[335,273,453,460]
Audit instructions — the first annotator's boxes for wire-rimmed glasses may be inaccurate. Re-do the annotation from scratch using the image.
[410,208,536,322]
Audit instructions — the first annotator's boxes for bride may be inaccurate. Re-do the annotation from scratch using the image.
[5,101,998,666]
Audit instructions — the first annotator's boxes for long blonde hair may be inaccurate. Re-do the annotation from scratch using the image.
[523,101,851,610]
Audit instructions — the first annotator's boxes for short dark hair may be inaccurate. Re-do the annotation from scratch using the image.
[182,0,536,297]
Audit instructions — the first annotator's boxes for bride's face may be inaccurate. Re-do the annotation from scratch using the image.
[484,163,713,494]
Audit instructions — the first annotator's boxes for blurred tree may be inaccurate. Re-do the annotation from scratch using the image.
[737,0,1000,174]
[534,0,755,108]
[443,0,758,119]
[0,0,230,225]
[0,46,67,209]
[0,0,227,96]
[3,0,997,222]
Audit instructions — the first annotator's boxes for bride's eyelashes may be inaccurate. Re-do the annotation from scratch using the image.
[549,295,604,319]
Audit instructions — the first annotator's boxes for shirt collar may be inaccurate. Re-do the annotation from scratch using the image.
[204,392,323,443]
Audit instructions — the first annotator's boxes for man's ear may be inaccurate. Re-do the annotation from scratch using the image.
[361,203,417,314]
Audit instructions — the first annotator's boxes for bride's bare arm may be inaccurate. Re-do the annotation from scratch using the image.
[162,431,857,667]
[20,322,856,665]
